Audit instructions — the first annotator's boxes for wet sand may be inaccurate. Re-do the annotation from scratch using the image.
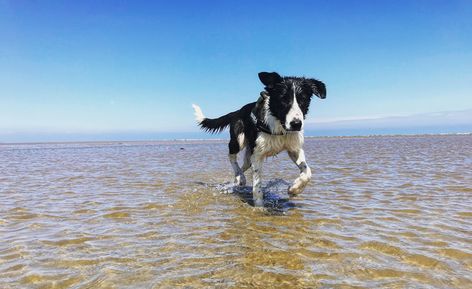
[1,135,471,288]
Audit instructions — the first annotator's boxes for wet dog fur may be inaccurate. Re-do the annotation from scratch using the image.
[192,72,326,207]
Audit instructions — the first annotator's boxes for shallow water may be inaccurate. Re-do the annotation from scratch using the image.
[1,135,471,288]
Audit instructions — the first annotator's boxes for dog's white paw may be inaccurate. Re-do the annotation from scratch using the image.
[234,174,246,186]
[254,198,264,207]
[288,179,307,195]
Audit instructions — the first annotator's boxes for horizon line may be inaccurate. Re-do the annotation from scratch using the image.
[1,132,471,145]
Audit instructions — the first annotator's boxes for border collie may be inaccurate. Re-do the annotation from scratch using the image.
[192,72,326,207]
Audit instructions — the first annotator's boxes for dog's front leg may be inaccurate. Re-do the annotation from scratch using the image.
[251,153,264,207]
[287,149,312,195]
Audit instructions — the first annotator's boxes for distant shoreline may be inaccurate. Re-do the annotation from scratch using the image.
[1,132,470,146]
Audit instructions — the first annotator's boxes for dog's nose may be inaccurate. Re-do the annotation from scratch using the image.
[290,119,302,131]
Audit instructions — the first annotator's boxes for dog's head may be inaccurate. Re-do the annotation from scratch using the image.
[258,72,326,132]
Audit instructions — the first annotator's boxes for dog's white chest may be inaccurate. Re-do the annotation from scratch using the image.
[255,132,304,157]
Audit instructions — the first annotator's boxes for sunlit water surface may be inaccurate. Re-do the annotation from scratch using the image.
[1,135,471,288]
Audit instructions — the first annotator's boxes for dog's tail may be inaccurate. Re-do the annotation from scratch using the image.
[192,104,234,134]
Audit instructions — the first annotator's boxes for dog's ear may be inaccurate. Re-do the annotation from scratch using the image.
[258,72,283,87]
[305,78,326,99]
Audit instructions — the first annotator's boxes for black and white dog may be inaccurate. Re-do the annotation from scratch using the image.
[192,72,326,207]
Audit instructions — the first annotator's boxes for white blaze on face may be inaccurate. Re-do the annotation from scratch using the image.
[285,84,303,130]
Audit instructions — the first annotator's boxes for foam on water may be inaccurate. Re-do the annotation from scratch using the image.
[210,178,295,212]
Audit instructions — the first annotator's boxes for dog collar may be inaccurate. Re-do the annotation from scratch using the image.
[251,91,286,136]
[250,112,284,135]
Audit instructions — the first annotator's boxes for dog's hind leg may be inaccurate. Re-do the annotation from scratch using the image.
[229,138,246,186]
[287,149,312,195]
[241,149,252,173]
[251,153,264,207]
[229,154,246,186]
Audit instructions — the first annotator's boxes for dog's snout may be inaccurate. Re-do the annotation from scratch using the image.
[290,119,302,131]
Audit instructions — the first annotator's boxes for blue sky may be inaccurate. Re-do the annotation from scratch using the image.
[1,0,471,141]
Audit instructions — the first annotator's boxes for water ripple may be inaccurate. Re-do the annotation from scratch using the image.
[0,135,471,288]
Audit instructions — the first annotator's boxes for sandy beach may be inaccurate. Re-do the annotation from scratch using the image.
[1,135,471,288]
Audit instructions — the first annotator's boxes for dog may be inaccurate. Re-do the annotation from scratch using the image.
[192,72,326,207]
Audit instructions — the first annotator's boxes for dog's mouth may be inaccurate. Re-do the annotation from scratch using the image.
[281,124,301,133]
[286,129,301,133]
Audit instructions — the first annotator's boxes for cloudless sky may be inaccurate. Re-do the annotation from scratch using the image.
[1,0,471,141]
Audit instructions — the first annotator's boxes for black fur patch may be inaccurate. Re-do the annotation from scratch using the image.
[261,72,326,126]
[196,72,326,154]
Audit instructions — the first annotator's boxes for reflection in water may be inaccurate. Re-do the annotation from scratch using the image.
[0,135,471,288]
